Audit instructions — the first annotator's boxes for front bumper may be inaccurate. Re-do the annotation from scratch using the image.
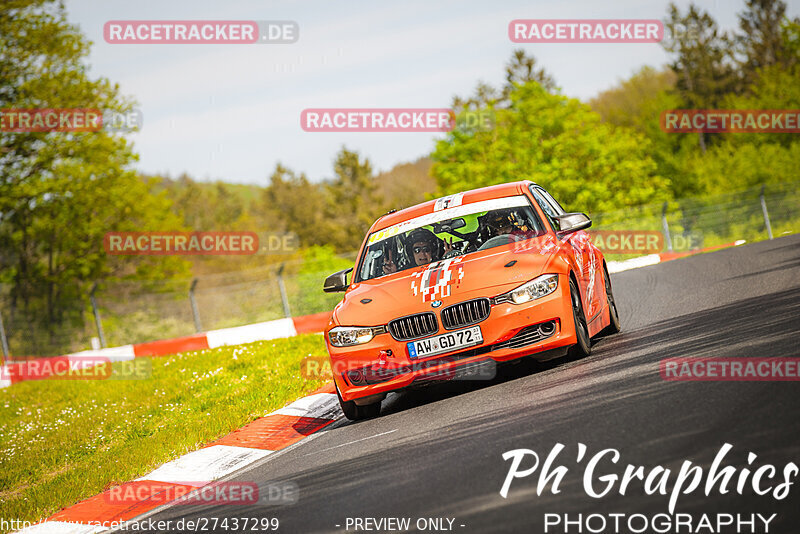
[327,274,578,403]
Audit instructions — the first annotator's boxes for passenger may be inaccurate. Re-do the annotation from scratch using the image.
[485,209,531,238]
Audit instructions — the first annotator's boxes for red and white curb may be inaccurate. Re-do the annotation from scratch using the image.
[606,241,743,273]
[1,312,331,389]
[7,241,751,532]
[0,244,745,389]
[14,383,342,534]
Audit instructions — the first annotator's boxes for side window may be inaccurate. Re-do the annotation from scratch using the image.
[535,186,566,215]
[529,187,559,232]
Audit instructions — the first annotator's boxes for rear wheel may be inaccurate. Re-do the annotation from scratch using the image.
[600,264,621,335]
[568,278,591,358]
[336,383,381,421]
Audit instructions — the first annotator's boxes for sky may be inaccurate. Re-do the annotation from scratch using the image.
[64,0,799,185]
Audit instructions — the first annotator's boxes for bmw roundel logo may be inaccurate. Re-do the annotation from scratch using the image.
[431,300,442,308]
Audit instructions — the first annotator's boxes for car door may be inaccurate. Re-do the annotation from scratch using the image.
[529,185,603,321]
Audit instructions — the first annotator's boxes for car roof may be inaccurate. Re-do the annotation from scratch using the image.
[370,180,534,233]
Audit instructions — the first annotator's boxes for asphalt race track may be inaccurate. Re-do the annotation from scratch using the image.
[128,234,800,534]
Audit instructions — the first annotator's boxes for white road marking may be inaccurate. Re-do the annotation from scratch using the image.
[304,429,398,456]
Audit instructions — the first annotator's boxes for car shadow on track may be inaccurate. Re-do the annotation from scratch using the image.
[378,348,590,418]
[141,287,800,533]
[378,283,800,419]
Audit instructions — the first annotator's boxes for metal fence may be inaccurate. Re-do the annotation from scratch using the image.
[588,181,799,259]
[1,181,798,359]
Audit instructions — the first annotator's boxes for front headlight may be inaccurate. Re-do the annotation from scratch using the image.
[493,274,559,305]
[328,325,386,347]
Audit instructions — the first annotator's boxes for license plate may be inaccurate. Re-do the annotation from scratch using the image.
[407,326,483,359]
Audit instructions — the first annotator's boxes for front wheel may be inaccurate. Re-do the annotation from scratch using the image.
[336,383,381,421]
[600,263,621,335]
[568,278,591,358]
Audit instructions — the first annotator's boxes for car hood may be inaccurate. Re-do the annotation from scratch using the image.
[333,234,562,326]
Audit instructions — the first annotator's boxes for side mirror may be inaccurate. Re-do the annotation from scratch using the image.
[323,268,353,293]
[553,212,592,235]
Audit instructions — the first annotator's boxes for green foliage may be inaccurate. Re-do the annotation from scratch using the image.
[257,148,416,253]
[452,49,558,112]
[432,81,671,213]
[374,157,435,210]
[683,142,800,195]
[735,0,795,86]
[287,245,354,316]
[159,174,253,231]
[261,163,330,248]
[0,334,328,526]
[324,147,383,250]
[589,67,698,197]
[663,3,739,110]
[0,0,189,354]
[722,20,800,149]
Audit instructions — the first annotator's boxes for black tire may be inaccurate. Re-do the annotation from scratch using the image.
[600,263,622,335]
[336,383,381,421]
[567,278,591,358]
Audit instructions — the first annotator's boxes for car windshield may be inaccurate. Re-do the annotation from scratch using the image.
[355,195,546,282]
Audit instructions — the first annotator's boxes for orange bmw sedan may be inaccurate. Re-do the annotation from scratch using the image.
[323,181,620,420]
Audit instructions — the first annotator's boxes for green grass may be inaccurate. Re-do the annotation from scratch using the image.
[0,334,330,531]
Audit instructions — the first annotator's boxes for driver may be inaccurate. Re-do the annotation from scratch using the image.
[485,209,530,237]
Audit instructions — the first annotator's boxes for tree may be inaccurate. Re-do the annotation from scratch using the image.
[662,3,739,151]
[504,49,557,97]
[452,50,557,112]
[589,67,703,198]
[735,0,797,86]
[692,18,800,191]
[0,0,187,353]
[432,81,671,215]
[723,21,800,149]
[324,147,383,250]
[261,163,328,248]
[374,157,435,211]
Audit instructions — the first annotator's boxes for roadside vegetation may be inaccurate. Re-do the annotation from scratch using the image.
[2,1,798,355]
[0,333,329,528]
[0,0,798,529]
